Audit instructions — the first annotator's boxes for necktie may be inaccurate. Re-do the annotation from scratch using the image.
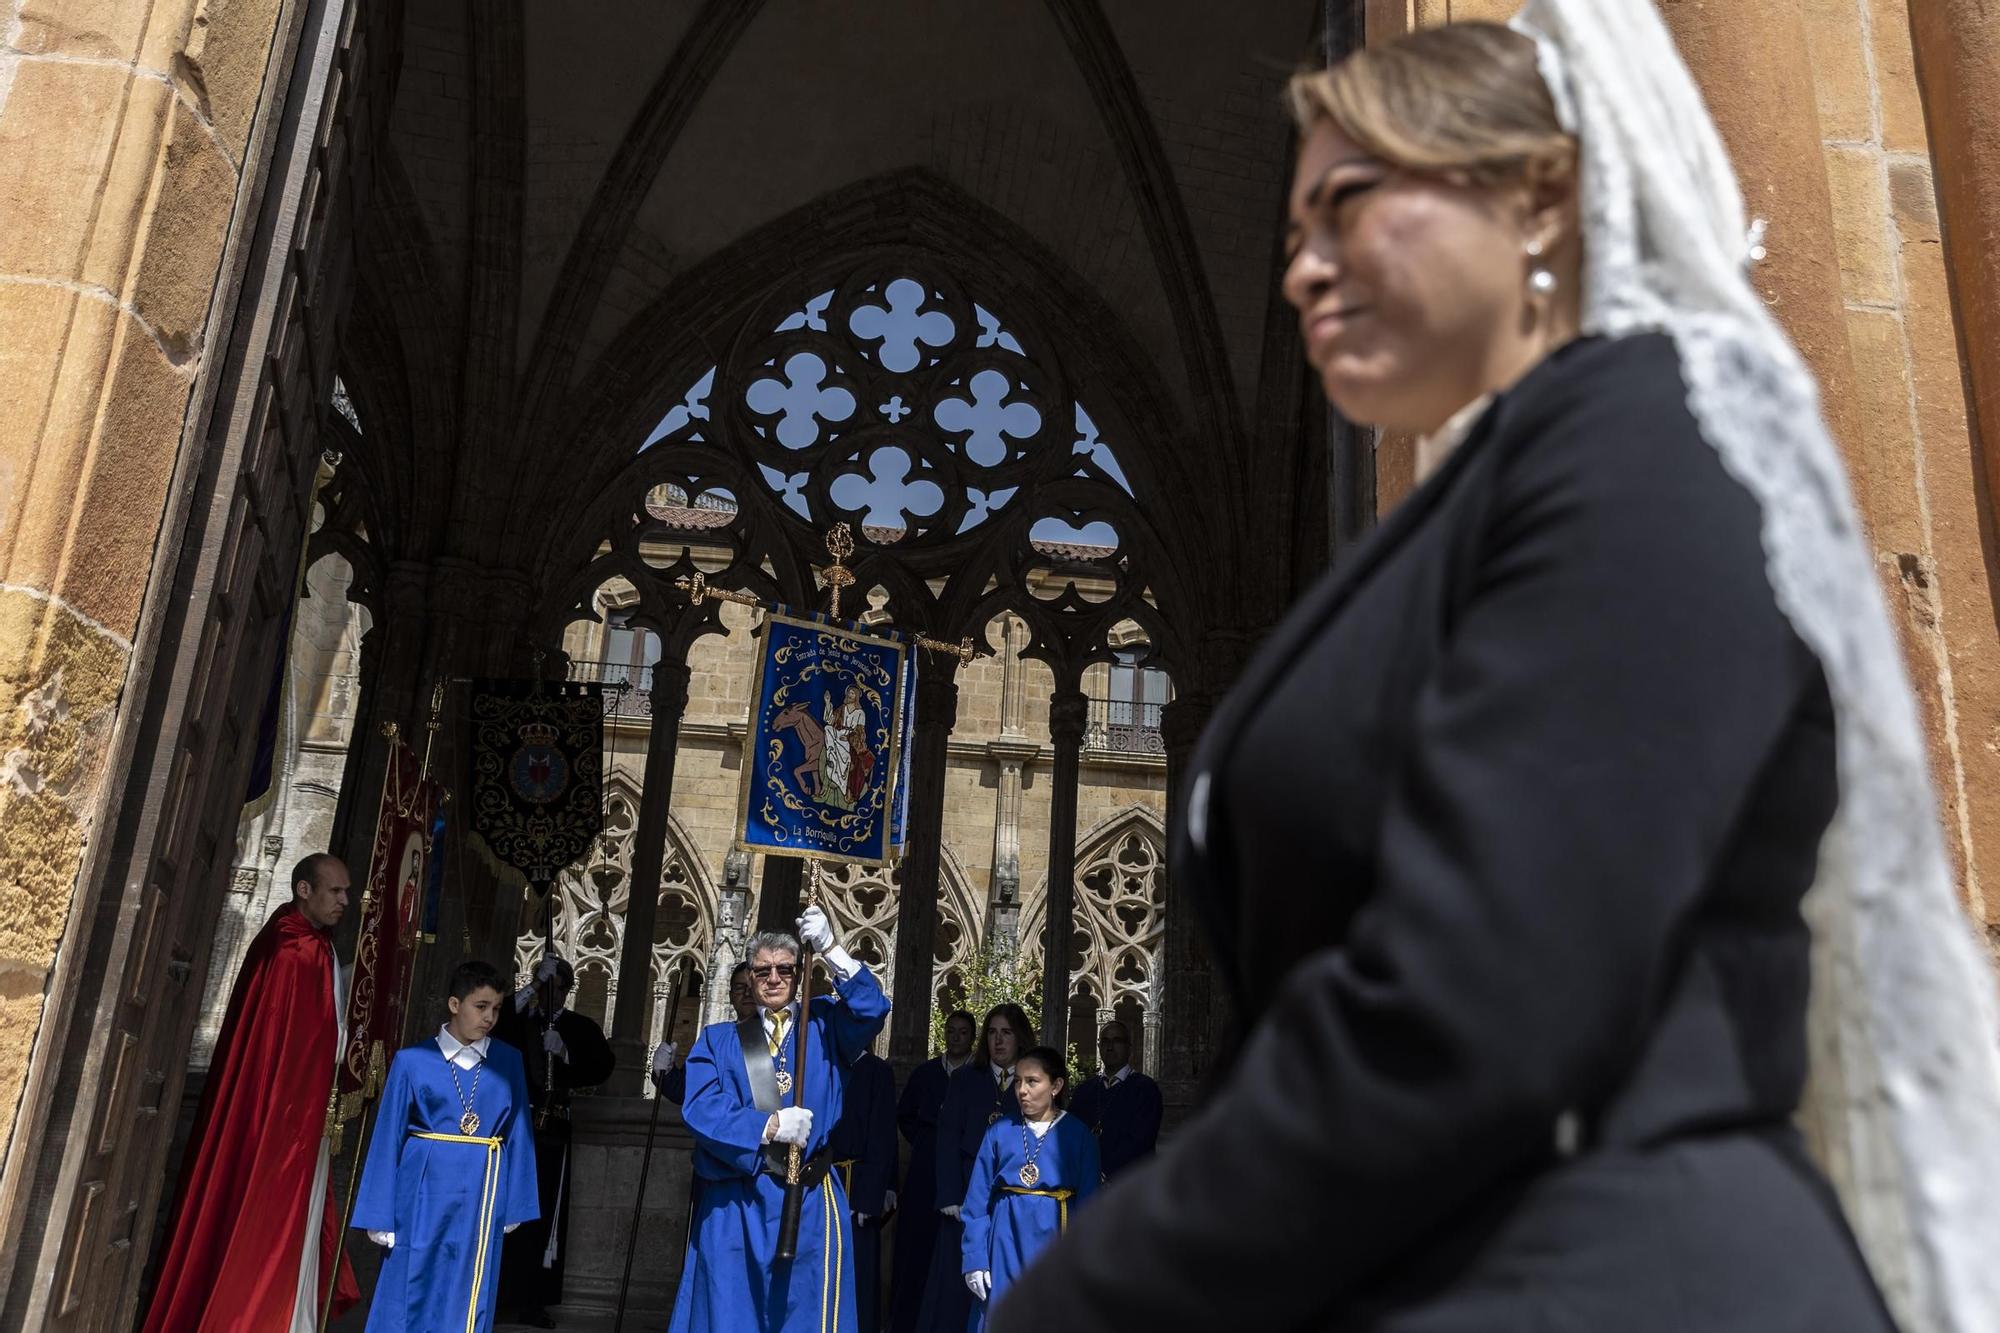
[769,1008,790,1057]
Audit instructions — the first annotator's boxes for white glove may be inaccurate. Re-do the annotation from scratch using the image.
[797,905,837,953]
[884,1189,897,1214]
[940,1204,961,1220]
[503,1223,519,1234]
[966,1271,991,1302]
[651,1041,678,1073]
[535,956,564,984]
[771,1106,814,1146]
[368,1231,394,1249]
[542,1027,568,1059]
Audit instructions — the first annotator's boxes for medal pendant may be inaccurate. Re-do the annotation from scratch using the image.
[459,1111,480,1135]
[775,1070,794,1096]
[1018,1162,1040,1188]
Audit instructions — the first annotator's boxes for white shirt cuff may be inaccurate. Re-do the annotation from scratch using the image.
[821,945,859,982]
[368,1230,394,1248]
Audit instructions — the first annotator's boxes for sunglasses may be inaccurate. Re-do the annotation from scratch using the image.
[752,964,797,980]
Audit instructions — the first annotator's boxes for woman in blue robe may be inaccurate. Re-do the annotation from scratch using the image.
[914,1005,1031,1333]
[960,1047,1100,1328]
[352,961,539,1333]
[672,913,890,1333]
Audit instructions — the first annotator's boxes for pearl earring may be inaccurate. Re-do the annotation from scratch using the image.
[1525,238,1557,296]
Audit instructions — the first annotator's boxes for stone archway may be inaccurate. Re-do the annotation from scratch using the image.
[1022,806,1167,1069]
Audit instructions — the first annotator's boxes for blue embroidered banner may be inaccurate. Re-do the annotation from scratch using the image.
[736,609,909,867]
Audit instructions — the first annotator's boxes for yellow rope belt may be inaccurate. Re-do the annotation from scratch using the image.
[817,1174,844,1333]
[413,1130,503,1333]
[998,1184,1077,1233]
[834,1158,858,1197]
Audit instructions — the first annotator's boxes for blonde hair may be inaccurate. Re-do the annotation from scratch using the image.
[1287,22,1575,187]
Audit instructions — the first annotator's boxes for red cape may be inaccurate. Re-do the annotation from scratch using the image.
[143,904,358,1332]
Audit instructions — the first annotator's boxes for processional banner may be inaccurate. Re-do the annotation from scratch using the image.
[336,734,439,1126]
[468,679,605,892]
[736,609,910,868]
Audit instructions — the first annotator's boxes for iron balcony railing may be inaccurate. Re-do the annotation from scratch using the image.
[568,660,655,719]
[1085,696,1164,757]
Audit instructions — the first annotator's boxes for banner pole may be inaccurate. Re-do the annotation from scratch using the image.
[319,1094,377,1332]
[614,956,694,1332]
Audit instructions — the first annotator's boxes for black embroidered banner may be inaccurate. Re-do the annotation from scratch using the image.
[468,679,604,890]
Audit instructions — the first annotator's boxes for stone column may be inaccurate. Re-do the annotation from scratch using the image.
[1038,687,1088,1054]
[755,856,806,936]
[887,660,961,1075]
[1908,1,2000,526]
[1656,0,1865,465]
[606,659,690,1094]
[986,617,1032,945]
[1157,694,1222,1123]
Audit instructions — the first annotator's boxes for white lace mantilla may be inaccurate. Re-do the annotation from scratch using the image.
[1512,4,2000,1330]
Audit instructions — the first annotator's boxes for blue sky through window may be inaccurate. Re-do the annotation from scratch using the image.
[640,283,1129,550]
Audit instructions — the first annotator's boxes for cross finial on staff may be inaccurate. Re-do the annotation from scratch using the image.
[818,523,857,620]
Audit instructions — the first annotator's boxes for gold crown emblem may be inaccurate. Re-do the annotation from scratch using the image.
[518,720,560,745]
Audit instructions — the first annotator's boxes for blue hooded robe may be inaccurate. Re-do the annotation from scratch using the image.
[889,1056,958,1333]
[351,1035,540,1333]
[913,1066,1022,1333]
[670,965,890,1333]
[1066,1069,1163,1179]
[960,1114,1100,1328]
[828,1049,898,1333]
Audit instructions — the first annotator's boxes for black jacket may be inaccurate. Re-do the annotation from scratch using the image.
[993,336,1889,1332]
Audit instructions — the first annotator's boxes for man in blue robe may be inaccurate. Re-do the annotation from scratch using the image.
[889,1010,977,1333]
[671,904,890,1333]
[352,960,541,1333]
[830,1047,898,1333]
[1065,1021,1162,1179]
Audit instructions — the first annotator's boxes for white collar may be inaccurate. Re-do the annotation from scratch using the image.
[940,1052,972,1074]
[1414,393,1494,485]
[1104,1064,1135,1087]
[436,1026,490,1070]
[991,1062,1013,1083]
[1025,1109,1065,1138]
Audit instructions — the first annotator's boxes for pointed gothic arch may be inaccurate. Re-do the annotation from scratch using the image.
[1021,804,1166,1035]
[514,784,719,1046]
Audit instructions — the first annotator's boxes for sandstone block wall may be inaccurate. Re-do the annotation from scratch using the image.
[0,0,290,1162]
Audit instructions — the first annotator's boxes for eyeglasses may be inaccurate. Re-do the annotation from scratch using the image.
[751,964,797,980]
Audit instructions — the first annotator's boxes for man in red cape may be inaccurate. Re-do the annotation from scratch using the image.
[143,853,360,1332]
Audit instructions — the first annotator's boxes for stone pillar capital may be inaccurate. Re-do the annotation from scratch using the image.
[1047,687,1089,744]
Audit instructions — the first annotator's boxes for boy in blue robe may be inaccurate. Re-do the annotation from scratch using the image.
[1065,1020,1162,1180]
[914,1005,1030,1333]
[960,1046,1100,1328]
[352,960,540,1333]
[829,1048,897,1333]
[672,905,890,1333]
[890,1010,977,1333]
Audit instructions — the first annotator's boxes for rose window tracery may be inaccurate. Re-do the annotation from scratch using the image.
[635,268,1140,561]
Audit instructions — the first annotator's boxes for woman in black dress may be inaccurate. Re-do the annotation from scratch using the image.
[993,2,2000,1330]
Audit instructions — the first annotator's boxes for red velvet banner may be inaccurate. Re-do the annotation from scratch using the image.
[337,736,439,1125]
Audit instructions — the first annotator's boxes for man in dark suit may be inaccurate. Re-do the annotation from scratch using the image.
[1067,1021,1162,1179]
[495,954,615,1328]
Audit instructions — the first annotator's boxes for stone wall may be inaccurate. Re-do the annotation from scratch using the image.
[0,0,292,1177]
[1800,0,2000,926]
